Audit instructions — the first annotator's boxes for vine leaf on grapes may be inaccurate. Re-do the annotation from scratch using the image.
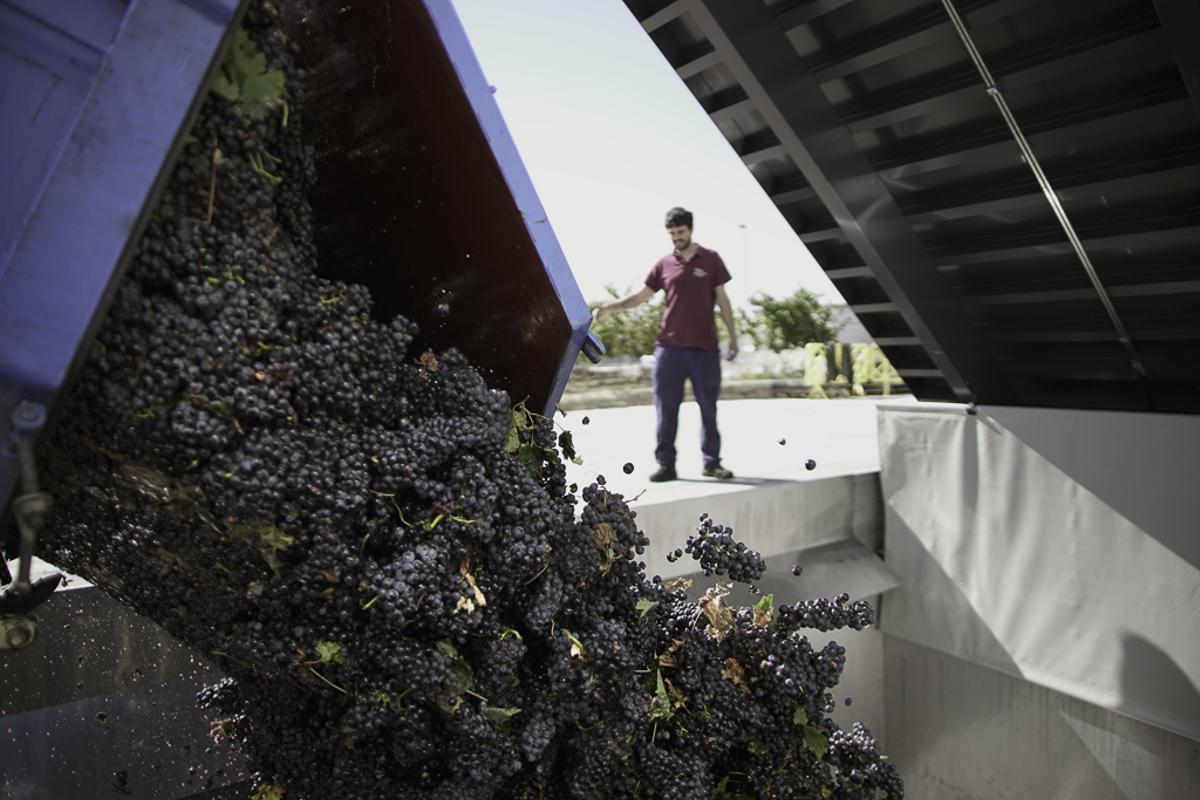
[592,522,621,575]
[752,593,774,628]
[456,558,487,613]
[230,521,294,578]
[436,640,478,711]
[650,669,674,723]
[658,640,684,668]
[212,28,285,120]
[792,706,808,726]
[664,676,687,710]
[663,576,693,593]
[250,784,285,800]
[482,706,523,726]
[635,598,658,619]
[803,724,830,759]
[721,658,750,694]
[506,400,570,476]
[711,776,756,800]
[557,429,583,465]
[313,641,348,665]
[742,733,768,757]
[562,628,587,661]
[418,350,439,373]
[700,583,734,641]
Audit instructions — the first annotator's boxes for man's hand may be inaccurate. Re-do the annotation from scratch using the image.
[590,287,654,327]
[725,339,739,362]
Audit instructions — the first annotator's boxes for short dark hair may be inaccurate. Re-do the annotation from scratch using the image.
[664,207,693,229]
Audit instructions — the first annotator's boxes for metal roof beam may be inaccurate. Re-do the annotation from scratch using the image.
[961,280,1200,306]
[932,222,1200,265]
[674,45,721,78]
[786,151,1200,240]
[843,13,1161,133]
[872,77,1188,175]
[995,328,1200,343]
[769,184,816,205]
[690,0,1011,402]
[825,266,874,280]
[772,0,857,31]
[903,154,1200,223]
[849,302,901,315]
[639,0,697,33]
[809,0,1043,83]
[1152,0,1200,122]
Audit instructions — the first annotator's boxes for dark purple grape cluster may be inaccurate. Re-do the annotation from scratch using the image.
[33,5,901,799]
[777,592,876,633]
[682,512,767,583]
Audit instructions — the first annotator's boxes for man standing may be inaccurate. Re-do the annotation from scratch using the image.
[592,207,738,481]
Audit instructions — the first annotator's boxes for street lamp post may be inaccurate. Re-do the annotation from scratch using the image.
[737,223,748,273]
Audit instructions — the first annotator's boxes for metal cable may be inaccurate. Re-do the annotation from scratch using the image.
[940,0,1148,378]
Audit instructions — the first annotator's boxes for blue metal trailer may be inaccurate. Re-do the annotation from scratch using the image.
[0,1,599,796]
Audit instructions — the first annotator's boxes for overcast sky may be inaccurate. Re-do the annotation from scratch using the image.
[452,0,841,309]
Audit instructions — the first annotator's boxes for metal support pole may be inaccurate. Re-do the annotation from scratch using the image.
[941,0,1149,379]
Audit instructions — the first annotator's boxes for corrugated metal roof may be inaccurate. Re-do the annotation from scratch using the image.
[624,0,1200,412]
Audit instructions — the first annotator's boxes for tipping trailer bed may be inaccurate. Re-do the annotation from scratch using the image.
[0,1,598,796]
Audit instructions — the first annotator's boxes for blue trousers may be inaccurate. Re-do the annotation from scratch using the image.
[653,345,721,468]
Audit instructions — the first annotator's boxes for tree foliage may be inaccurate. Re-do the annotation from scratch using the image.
[740,289,841,353]
[588,287,843,358]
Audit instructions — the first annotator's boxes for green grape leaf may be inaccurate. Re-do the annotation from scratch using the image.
[211,69,240,101]
[752,593,774,627]
[650,669,674,722]
[636,598,659,619]
[251,785,285,800]
[314,641,347,665]
[241,68,285,120]
[743,733,768,757]
[483,706,523,725]
[803,724,829,759]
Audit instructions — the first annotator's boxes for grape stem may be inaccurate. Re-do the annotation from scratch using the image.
[308,667,348,694]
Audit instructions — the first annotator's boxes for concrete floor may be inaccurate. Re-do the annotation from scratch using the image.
[560,394,918,507]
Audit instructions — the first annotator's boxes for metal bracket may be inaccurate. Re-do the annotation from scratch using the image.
[0,401,62,627]
[0,614,38,650]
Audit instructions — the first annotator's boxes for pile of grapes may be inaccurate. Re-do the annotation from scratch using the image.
[35,6,902,799]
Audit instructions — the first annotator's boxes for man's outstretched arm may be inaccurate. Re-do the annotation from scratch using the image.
[715,285,738,361]
[592,285,656,323]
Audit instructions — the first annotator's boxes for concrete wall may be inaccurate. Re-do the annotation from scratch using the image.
[885,636,1200,800]
[632,472,895,743]
[877,402,1200,797]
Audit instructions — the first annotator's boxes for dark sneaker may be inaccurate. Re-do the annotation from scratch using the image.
[702,463,734,480]
[648,465,677,482]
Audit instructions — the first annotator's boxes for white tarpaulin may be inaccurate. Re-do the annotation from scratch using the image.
[878,403,1200,742]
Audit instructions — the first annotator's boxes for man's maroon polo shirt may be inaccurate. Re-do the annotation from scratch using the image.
[644,245,731,351]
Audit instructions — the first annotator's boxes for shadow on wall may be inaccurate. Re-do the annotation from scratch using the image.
[877,422,1022,676]
[1119,633,1200,745]
[876,403,1200,738]
[985,407,1200,572]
